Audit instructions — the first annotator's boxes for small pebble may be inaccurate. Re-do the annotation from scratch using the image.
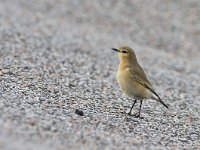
[75,109,84,116]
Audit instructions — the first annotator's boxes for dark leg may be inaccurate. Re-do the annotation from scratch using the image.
[128,100,137,115]
[135,100,143,118]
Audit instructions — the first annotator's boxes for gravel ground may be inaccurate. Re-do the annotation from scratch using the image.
[0,0,200,150]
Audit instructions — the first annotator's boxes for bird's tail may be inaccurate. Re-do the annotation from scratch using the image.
[144,85,169,109]
[151,93,169,109]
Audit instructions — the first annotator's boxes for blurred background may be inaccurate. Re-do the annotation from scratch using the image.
[0,0,199,149]
[1,0,200,57]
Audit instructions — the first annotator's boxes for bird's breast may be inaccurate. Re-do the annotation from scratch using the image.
[117,66,151,99]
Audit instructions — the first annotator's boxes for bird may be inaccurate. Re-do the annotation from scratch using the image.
[112,46,169,118]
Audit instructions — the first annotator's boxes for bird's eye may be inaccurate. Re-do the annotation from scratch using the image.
[122,51,127,53]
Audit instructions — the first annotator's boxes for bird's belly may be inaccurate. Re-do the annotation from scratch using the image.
[117,70,151,99]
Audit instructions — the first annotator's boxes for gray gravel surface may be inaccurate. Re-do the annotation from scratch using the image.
[0,0,200,150]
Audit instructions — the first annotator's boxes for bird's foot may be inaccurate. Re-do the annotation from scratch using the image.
[127,112,133,116]
[134,114,144,119]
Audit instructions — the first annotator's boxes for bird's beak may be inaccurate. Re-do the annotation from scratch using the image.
[112,48,120,52]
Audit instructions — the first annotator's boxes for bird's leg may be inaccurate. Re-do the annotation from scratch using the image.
[128,100,137,115]
[135,100,143,118]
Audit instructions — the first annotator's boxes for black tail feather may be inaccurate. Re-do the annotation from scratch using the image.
[144,85,169,109]
[156,95,169,109]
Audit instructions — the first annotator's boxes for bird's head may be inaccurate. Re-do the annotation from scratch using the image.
[112,46,137,62]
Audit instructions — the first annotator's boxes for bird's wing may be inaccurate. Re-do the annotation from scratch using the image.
[127,64,169,108]
[127,63,153,89]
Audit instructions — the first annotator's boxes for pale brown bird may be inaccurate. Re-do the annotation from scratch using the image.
[112,46,168,118]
